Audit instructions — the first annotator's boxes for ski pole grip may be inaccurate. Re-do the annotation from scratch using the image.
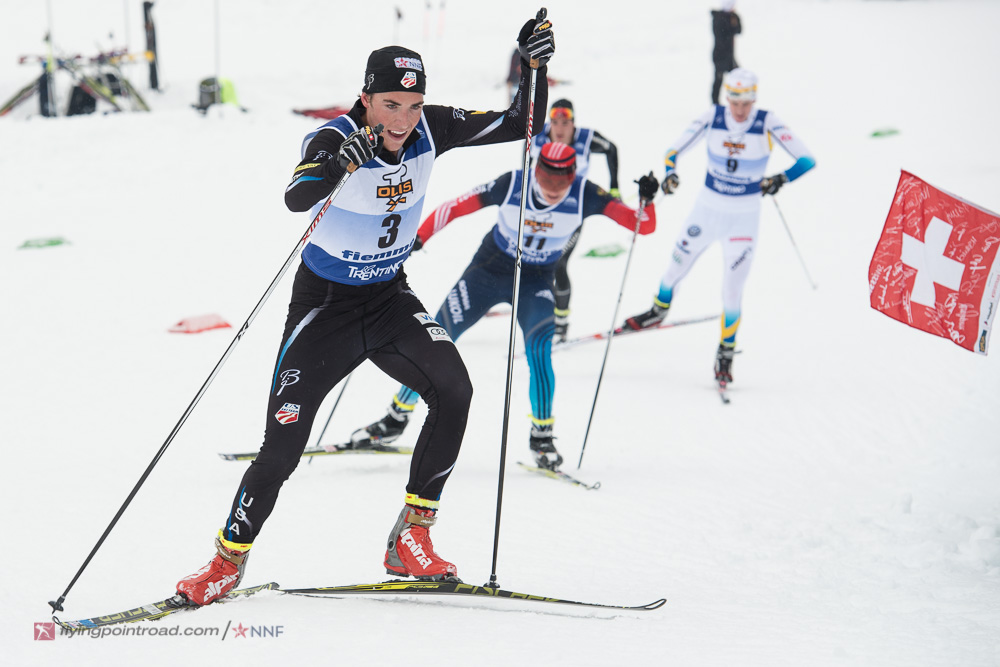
[347,123,384,173]
[529,8,550,70]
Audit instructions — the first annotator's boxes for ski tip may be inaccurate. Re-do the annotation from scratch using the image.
[218,452,256,461]
[645,598,667,610]
[516,461,601,490]
[253,582,281,593]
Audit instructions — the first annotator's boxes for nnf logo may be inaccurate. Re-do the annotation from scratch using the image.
[393,56,423,71]
[231,622,285,639]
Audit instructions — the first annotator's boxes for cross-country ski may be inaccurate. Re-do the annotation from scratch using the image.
[52,580,662,631]
[52,583,280,630]
[516,461,601,490]
[218,442,413,462]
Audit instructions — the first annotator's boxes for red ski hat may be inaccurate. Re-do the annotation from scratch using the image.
[535,142,576,191]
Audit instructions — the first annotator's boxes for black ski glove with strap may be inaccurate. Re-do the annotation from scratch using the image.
[517,13,555,68]
[760,173,787,196]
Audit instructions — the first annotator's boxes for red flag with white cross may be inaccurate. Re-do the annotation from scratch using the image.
[869,171,1000,354]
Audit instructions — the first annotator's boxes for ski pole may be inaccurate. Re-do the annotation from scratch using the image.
[772,197,817,290]
[48,127,381,613]
[44,0,59,117]
[577,192,651,470]
[307,372,353,466]
[488,7,548,591]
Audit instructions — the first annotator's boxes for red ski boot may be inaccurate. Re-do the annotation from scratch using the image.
[176,532,251,606]
[384,495,459,581]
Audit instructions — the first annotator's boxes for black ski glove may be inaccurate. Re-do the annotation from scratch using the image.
[636,172,659,202]
[337,125,383,170]
[517,13,555,67]
[661,172,680,195]
[760,173,787,196]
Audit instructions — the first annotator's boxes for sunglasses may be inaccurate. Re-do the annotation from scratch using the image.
[549,107,573,121]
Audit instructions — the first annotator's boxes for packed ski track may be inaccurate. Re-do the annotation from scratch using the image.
[3,1,999,665]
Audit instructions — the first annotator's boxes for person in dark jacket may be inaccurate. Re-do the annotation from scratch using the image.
[711,1,742,104]
[174,15,555,606]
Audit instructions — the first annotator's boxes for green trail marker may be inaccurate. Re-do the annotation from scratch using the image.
[19,237,70,249]
[584,243,626,258]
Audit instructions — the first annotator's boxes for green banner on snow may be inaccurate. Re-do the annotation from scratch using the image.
[584,243,626,258]
[19,237,69,249]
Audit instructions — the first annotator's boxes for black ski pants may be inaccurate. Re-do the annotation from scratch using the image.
[222,263,473,545]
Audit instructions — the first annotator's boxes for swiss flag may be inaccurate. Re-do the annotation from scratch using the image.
[869,171,1000,354]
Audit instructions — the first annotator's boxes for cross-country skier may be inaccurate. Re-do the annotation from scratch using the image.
[175,15,555,606]
[622,68,815,387]
[528,99,621,342]
[350,142,658,470]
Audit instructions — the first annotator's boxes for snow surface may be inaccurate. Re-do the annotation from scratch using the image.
[3,0,999,665]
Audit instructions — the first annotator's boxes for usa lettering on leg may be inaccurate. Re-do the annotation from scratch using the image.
[228,492,254,537]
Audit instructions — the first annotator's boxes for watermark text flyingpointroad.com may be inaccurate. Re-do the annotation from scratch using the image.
[59,624,222,639]
[36,621,285,640]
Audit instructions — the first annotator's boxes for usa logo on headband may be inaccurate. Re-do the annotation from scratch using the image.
[401,71,418,88]
[394,57,423,71]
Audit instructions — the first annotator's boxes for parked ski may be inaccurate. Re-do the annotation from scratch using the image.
[282,579,663,611]
[517,461,601,490]
[219,442,413,462]
[546,314,717,355]
[0,79,38,117]
[52,582,279,630]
